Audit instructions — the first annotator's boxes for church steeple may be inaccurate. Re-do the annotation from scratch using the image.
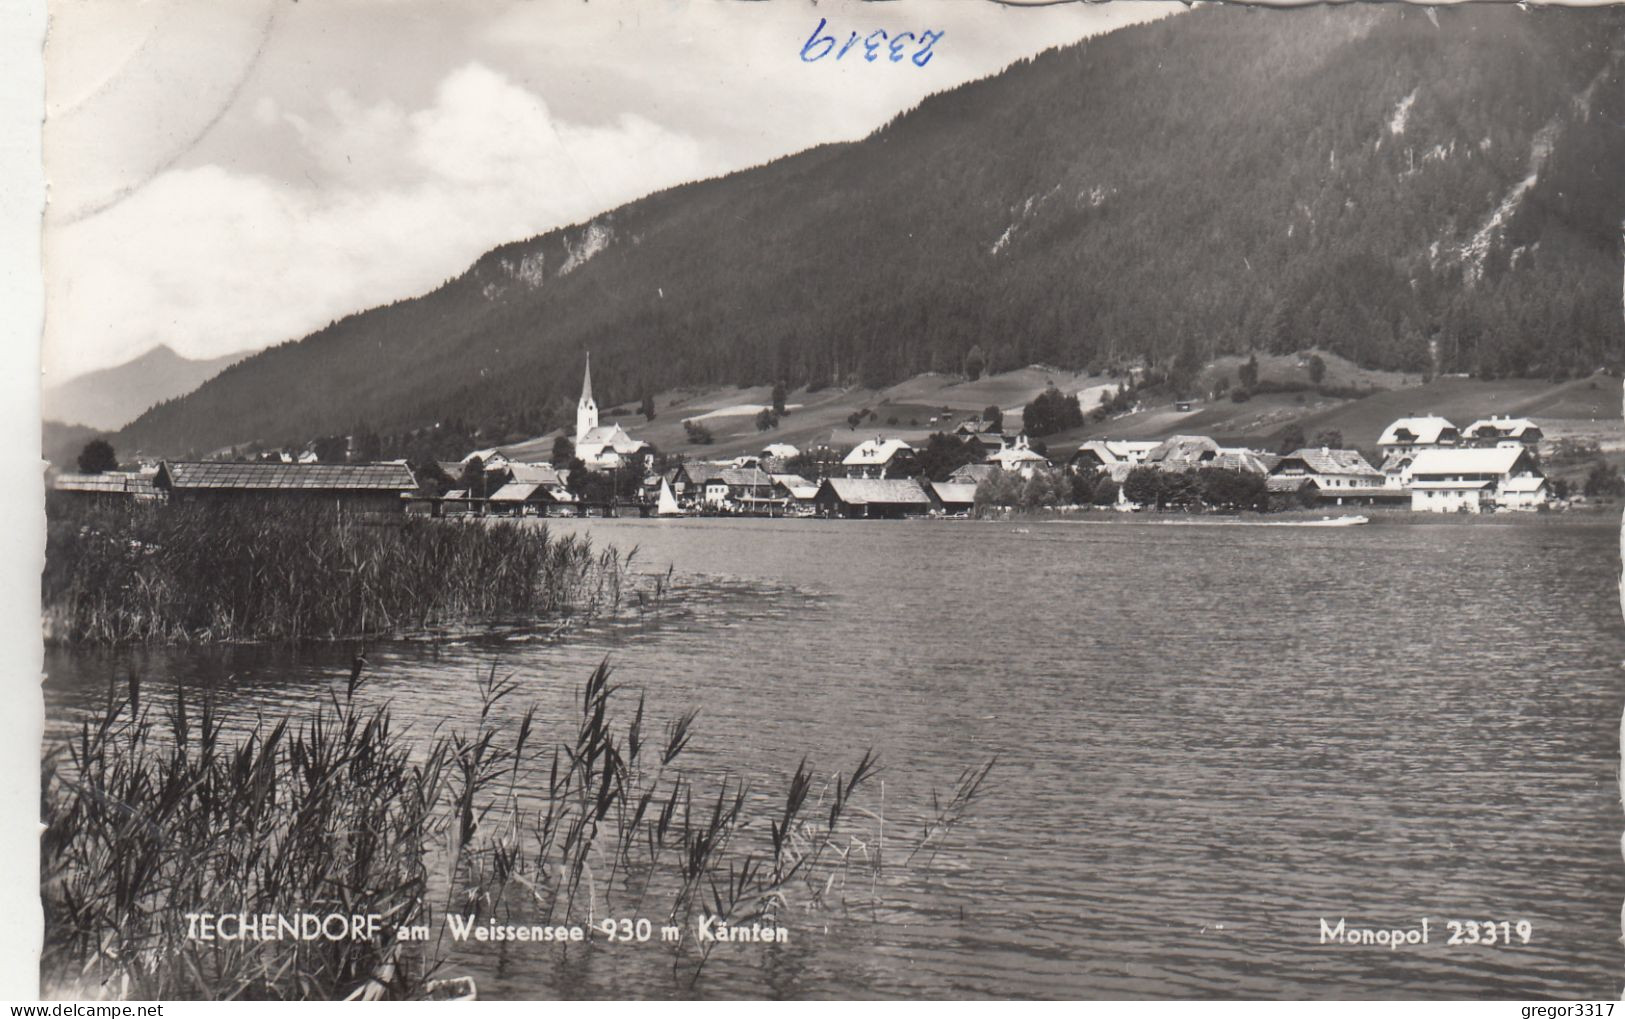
[575,352,598,445]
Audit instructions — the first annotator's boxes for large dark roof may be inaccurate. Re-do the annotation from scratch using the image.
[158,460,418,491]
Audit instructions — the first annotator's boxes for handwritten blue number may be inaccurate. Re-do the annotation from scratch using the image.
[800,18,836,62]
[863,29,887,63]
[915,30,943,67]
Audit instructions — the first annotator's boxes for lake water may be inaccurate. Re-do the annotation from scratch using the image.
[43,515,1625,999]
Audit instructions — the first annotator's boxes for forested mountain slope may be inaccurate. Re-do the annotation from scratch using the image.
[118,4,1625,457]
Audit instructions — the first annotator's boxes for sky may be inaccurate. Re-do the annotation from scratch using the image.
[40,0,1181,382]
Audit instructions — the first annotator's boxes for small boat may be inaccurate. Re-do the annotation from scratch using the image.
[655,478,683,516]
[1301,515,1369,527]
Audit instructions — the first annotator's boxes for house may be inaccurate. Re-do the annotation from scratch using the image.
[1377,416,1459,457]
[843,438,915,479]
[1498,474,1550,511]
[812,478,933,519]
[1070,440,1159,471]
[487,481,569,516]
[959,432,1008,461]
[987,435,1050,477]
[1210,448,1279,475]
[718,467,787,514]
[1270,448,1395,505]
[461,448,510,469]
[503,462,574,504]
[770,473,819,512]
[761,443,800,461]
[948,463,998,486]
[669,463,729,506]
[1407,446,1547,513]
[1462,416,1543,447]
[1143,434,1222,469]
[1379,452,1415,487]
[153,461,418,513]
[955,419,1003,437]
[928,481,977,515]
[438,488,483,516]
[573,354,651,469]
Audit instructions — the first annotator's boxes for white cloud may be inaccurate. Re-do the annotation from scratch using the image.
[43,62,718,379]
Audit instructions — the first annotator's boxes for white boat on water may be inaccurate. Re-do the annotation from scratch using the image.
[655,478,683,516]
[1258,514,1369,527]
[1301,515,1369,527]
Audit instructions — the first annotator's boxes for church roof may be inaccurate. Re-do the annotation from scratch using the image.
[580,352,593,405]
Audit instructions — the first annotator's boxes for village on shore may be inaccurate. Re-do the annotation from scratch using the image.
[52,354,1580,520]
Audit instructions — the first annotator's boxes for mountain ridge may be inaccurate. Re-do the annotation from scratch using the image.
[113,4,1625,458]
[45,344,246,432]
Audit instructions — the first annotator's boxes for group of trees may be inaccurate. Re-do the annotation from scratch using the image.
[76,440,118,474]
[1022,386,1085,438]
[972,467,1120,512]
[1120,466,1273,512]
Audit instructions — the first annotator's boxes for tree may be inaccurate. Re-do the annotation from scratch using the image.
[1310,430,1344,450]
[458,457,489,499]
[683,419,714,445]
[551,436,575,466]
[963,344,986,382]
[846,412,863,431]
[1122,467,1164,509]
[1583,462,1625,498]
[983,405,1003,433]
[1238,354,1260,391]
[351,425,382,463]
[917,432,979,482]
[754,408,779,431]
[1276,425,1306,455]
[1022,387,1084,438]
[1195,467,1267,511]
[641,394,656,421]
[312,435,348,463]
[771,381,787,417]
[77,439,117,474]
[413,460,456,498]
[1308,354,1327,385]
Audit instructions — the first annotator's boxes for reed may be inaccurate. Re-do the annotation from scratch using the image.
[43,500,627,644]
[41,660,994,1000]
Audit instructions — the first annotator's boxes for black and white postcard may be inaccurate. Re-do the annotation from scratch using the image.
[18,0,1625,1002]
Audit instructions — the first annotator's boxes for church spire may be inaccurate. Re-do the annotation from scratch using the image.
[575,351,599,445]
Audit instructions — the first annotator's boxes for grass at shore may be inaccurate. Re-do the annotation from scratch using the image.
[43,500,632,644]
[42,660,992,1000]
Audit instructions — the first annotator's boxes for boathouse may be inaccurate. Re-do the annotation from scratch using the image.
[488,481,570,516]
[928,481,977,515]
[812,478,933,519]
[153,461,418,513]
[51,470,161,504]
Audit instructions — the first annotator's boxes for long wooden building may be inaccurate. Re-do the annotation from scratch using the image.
[153,461,418,513]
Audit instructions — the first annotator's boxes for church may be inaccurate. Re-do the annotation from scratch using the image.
[573,353,652,470]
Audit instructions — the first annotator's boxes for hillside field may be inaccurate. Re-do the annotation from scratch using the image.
[498,357,1623,467]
